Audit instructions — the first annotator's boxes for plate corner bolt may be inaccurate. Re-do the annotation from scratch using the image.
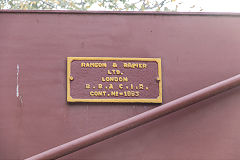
[70,76,74,81]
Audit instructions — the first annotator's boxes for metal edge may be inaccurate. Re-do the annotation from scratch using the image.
[1,10,240,17]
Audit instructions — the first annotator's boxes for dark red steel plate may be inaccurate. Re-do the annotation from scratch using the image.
[0,11,240,160]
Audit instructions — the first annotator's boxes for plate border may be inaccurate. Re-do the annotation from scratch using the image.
[67,57,162,103]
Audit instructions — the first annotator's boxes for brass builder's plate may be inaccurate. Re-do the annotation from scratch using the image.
[67,57,162,103]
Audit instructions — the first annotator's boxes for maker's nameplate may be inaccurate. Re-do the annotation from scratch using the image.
[67,57,162,103]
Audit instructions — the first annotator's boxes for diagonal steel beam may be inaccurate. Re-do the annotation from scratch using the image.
[26,74,240,160]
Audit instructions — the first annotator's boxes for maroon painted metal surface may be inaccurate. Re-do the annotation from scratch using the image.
[0,11,240,160]
[27,74,240,160]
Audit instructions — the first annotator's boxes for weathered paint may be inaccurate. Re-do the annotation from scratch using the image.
[16,64,20,98]
[0,11,240,160]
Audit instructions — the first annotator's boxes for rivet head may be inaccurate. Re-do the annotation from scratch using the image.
[70,76,74,81]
